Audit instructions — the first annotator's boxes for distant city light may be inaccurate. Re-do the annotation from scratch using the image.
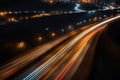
[82,0,91,3]
[0,12,6,16]
[117,10,120,12]
[68,25,73,30]
[49,0,54,4]
[88,10,96,14]
[33,11,37,13]
[93,17,98,21]
[25,17,29,19]
[61,29,65,32]
[45,28,49,30]
[74,3,84,13]
[83,20,86,23]
[8,11,12,14]
[51,32,56,37]
[14,12,18,14]
[104,15,107,17]
[8,18,15,22]
[99,17,102,20]
[80,21,82,24]
[77,22,80,25]
[38,37,42,41]
[17,42,25,49]
[89,18,91,22]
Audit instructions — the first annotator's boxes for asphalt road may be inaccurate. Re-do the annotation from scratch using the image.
[0,15,120,80]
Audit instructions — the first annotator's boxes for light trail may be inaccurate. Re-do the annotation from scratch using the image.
[0,21,95,80]
[0,15,120,80]
[0,31,77,80]
[21,27,89,80]
[20,16,120,80]
[54,25,107,80]
[17,24,96,80]
[74,3,85,13]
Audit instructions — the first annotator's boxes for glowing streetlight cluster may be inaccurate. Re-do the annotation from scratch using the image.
[0,12,7,16]
[8,18,15,22]
[13,12,117,50]
[17,42,25,49]
[82,0,91,3]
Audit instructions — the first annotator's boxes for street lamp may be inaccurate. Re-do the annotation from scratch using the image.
[49,0,54,4]
[17,42,25,49]
[0,12,5,16]
[51,32,56,37]
[38,37,42,41]
[77,22,80,25]
[82,0,91,3]
[8,18,15,22]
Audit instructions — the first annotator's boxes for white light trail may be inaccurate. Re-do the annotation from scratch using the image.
[74,3,85,13]
[21,15,120,80]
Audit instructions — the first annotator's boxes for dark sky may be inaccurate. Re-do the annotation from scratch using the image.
[0,0,43,10]
[0,0,119,10]
[0,0,119,3]
[0,0,42,2]
[0,0,42,4]
[0,0,74,11]
[0,0,119,4]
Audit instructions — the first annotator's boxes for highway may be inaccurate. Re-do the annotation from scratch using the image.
[0,21,94,79]
[0,15,120,80]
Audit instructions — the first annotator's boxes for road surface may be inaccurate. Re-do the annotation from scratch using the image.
[0,15,120,80]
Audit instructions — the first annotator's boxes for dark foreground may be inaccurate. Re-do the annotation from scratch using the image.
[89,20,120,80]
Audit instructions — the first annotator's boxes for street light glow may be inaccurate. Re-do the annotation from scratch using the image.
[49,0,54,4]
[17,42,25,49]
[38,37,42,41]
[8,18,15,22]
[0,12,5,16]
[51,32,56,37]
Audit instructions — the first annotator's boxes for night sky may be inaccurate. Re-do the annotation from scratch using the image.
[0,0,120,10]
[0,0,119,3]
[0,0,74,11]
[0,0,48,10]
[0,0,42,5]
[0,0,120,5]
[0,0,39,3]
